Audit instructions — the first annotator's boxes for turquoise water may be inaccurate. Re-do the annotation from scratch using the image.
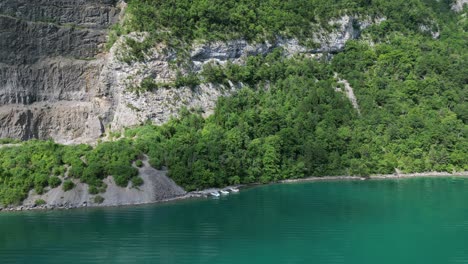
[1,177,468,264]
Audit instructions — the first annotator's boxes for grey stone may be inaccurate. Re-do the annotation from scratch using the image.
[0,0,120,143]
[452,0,468,12]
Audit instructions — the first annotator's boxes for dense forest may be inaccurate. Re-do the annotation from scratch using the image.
[0,0,466,205]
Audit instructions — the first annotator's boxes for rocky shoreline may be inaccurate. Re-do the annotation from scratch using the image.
[1,171,467,213]
[280,171,468,183]
[0,186,241,212]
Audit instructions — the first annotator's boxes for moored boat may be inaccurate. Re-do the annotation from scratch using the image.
[209,192,220,197]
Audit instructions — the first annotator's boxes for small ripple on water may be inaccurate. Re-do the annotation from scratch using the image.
[2,178,468,264]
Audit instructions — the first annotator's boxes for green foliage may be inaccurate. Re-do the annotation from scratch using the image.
[88,186,99,195]
[94,195,105,204]
[0,141,64,205]
[127,77,159,93]
[174,72,201,89]
[140,77,159,92]
[0,138,21,144]
[131,176,144,187]
[135,160,144,167]
[122,0,440,44]
[48,176,62,188]
[62,180,75,192]
[120,37,155,63]
[34,199,46,206]
[108,0,451,63]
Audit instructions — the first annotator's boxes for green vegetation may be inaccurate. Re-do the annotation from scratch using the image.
[94,195,105,204]
[88,186,99,195]
[135,160,144,168]
[34,199,46,206]
[0,138,21,145]
[131,176,144,187]
[109,0,450,62]
[0,0,466,205]
[48,177,62,188]
[119,0,441,44]
[62,180,75,192]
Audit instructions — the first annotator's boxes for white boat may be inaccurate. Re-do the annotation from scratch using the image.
[229,188,239,193]
[219,190,229,195]
[209,192,220,197]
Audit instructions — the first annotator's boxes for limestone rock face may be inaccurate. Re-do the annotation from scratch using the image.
[452,0,468,12]
[0,0,119,143]
[0,1,378,143]
[106,15,380,131]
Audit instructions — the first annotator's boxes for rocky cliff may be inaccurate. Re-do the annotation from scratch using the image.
[0,0,378,143]
[105,15,380,131]
[0,0,120,143]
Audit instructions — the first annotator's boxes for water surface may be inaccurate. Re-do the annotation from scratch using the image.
[1,177,468,264]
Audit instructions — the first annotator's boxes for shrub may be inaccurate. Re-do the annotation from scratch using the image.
[34,174,49,189]
[48,176,62,188]
[94,195,105,204]
[140,77,158,92]
[88,186,99,195]
[174,72,201,88]
[52,166,65,176]
[62,180,75,192]
[114,174,130,187]
[131,176,144,187]
[34,186,45,195]
[82,163,104,183]
[100,184,107,193]
[68,163,85,178]
[35,199,46,206]
[135,160,144,167]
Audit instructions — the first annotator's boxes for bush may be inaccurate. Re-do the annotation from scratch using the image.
[131,176,144,187]
[82,163,104,183]
[135,160,144,167]
[62,180,75,192]
[88,186,99,195]
[114,174,130,187]
[94,195,105,204]
[140,77,158,92]
[98,183,108,193]
[48,177,62,188]
[34,174,49,189]
[68,163,85,178]
[34,186,45,195]
[35,199,46,206]
[175,72,201,88]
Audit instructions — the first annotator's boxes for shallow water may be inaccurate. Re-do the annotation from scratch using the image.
[1,177,468,264]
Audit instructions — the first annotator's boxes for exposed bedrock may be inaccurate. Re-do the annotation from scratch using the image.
[108,15,382,131]
[0,0,120,143]
[0,0,380,143]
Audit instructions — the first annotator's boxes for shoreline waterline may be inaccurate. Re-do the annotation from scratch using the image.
[280,171,468,183]
[2,171,467,213]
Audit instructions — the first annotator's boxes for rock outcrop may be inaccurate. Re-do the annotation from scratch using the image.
[21,157,187,209]
[452,0,468,12]
[0,0,380,142]
[107,15,382,131]
[0,0,120,143]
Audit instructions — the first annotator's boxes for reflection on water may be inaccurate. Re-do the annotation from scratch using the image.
[1,177,468,264]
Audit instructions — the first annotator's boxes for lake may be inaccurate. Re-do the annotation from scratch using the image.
[1,177,468,264]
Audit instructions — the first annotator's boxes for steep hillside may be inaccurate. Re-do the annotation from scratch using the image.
[0,0,466,207]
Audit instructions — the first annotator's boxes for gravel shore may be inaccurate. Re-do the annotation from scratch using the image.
[1,170,466,212]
